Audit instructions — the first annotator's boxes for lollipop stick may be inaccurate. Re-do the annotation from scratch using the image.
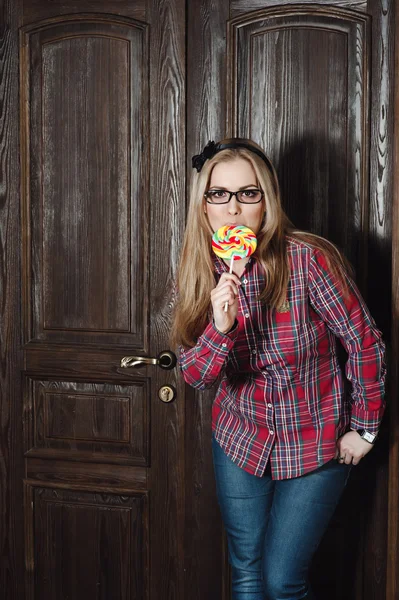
[224,255,235,312]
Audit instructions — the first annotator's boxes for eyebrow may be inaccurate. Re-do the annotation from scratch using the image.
[208,184,259,190]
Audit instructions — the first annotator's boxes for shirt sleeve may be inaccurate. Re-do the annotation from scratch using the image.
[308,249,386,433]
[178,321,238,390]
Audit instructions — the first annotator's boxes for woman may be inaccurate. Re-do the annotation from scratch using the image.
[171,138,385,600]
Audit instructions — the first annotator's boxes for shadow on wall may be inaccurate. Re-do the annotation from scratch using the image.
[276,136,391,336]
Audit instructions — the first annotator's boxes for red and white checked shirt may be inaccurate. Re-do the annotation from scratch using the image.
[179,236,386,480]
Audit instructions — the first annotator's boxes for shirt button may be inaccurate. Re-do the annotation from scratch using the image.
[222,343,227,348]
[269,430,274,435]
[252,350,257,355]
[243,279,248,284]
[267,403,272,408]
[245,313,250,318]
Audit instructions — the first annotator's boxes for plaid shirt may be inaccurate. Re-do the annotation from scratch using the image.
[179,236,386,480]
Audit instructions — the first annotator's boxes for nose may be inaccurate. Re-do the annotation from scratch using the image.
[228,195,241,215]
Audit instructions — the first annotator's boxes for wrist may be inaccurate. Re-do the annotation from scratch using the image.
[351,428,378,444]
[213,319,237,335]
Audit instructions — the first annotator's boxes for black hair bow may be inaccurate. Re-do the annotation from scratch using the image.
[192,140,218,172]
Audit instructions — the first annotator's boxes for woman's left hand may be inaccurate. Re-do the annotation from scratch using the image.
[335,431,374,465]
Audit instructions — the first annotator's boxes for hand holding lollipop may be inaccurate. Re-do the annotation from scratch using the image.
[212,225,257,312]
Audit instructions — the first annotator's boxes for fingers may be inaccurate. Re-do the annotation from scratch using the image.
[211,276,240,309]
[337,454,352,465]
[215,273,241,294]
[218,273,241,286]
[211,274,240,332]
[211,285,237,309]
[336,433,369,466]
[336,448,365,466]
[336,451,352,465]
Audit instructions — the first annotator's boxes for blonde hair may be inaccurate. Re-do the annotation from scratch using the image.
[171,138,351,348]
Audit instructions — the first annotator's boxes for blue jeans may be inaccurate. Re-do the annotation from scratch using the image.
[212,437,351,600]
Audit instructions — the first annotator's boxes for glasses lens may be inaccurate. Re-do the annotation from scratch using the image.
[238,190,262,203]
[206,190,230,204]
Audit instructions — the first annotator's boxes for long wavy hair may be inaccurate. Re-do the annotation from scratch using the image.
[171,138,351,348]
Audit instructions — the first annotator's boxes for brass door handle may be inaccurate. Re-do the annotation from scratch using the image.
[120,350,177,370]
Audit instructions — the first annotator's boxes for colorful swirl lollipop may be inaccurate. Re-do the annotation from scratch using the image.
[212,225,257,261]
[212,225,257,311]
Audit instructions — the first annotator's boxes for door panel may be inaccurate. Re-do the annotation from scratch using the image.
[228,7,370,268]
[21,15,149,348]
[30,487,148,600]
[24,379,149,465]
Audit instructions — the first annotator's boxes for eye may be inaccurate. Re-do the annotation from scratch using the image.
[208,190,228,198]
[241,189,259,197]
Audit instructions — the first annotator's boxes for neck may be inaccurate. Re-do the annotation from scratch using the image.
[224,257,249,277]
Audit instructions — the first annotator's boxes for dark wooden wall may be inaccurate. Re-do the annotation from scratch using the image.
[0,0,24,598]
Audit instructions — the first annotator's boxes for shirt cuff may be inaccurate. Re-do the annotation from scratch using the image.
[213,319,239,335]
[350,405,385,435]
[199,320,238,355]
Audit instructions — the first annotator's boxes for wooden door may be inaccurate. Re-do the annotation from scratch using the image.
[19,3,189,600]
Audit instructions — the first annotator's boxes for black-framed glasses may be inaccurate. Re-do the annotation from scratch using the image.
[205,189,263,204]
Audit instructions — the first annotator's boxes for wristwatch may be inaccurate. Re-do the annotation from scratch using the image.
[355,429,378,444]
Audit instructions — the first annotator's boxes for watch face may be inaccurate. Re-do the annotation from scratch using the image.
[362,430,376,443]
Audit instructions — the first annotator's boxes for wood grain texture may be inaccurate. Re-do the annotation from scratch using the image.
[20,15,150,350]
[23,0,146,24]
[30,486,148,599]
[228,7,370,268]
[26,459,148,491]
[231,0,367,17]
[147,0,186,598]
[18,6,186,597]
[25,379,149,465]
[41,36,130,331]
[362,1,394,598]
[187,0,229,157]
[186,0,231,598]
[387,1,399,597]
[0,1,24,599]
[24,343,154,379]
[367,0,394,326]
